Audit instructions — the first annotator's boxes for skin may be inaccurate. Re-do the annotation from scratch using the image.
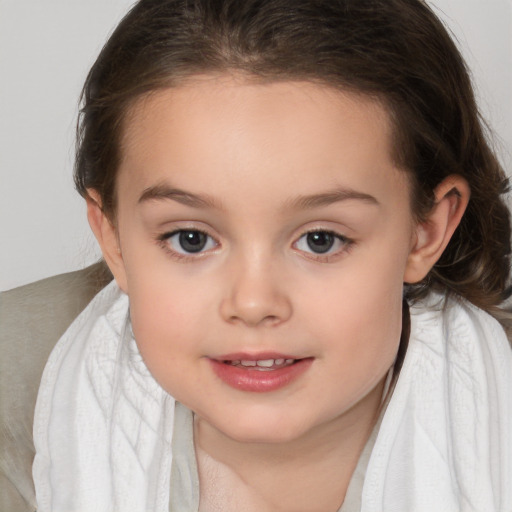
[88,76,469,511]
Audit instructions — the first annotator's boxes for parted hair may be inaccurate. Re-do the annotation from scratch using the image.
[75,0,511,315]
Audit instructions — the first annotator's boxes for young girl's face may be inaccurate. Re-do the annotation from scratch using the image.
[106,76,419,444]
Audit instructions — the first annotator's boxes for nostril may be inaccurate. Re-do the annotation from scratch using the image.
[226,311,285,327]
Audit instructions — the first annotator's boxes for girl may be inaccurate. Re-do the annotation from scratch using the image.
[32,0,512,510]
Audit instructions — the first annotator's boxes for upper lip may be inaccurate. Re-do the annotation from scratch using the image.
[211,352,303,362]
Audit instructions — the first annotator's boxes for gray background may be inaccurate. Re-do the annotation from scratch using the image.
[1,0,511,291]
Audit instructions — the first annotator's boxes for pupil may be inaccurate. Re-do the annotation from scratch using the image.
[306,232,334,253]
[179,231,207,253]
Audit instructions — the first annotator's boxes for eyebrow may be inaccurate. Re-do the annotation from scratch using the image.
[138,184,222,209]
[287,188,379,209]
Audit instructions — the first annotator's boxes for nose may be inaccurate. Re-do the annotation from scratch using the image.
[219,256,293,327]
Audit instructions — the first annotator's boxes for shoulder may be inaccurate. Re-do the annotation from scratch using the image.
[0,262,112,511]
[0,262,113,397]
[1,261,112,326]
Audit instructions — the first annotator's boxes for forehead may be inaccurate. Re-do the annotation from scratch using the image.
[122,75,393,152]
[117,76,408,211]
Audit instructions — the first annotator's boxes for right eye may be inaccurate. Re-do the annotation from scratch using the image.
[162,229,218,255]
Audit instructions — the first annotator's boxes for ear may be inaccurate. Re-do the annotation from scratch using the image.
[404,175,470,284]
[86,189,128,292]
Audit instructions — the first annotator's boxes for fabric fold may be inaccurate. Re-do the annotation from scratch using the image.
[362,295,512,512]
[33,282,175,512]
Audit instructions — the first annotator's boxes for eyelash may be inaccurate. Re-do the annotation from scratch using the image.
[157,228,219,261]
[157,228,354,262]
[293,230,354,262]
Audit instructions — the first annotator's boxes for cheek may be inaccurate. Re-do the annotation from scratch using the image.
[129,285,203,346]
[307,284,403,359]
[125,271,198,360]
[310,290,402,413]
[302,241,408,375]
[127,288,205,398]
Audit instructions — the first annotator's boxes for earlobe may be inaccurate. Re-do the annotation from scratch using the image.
[86,189,128,292]
[404,175,470,284]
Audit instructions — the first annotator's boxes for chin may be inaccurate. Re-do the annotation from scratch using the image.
[212,412,316,445]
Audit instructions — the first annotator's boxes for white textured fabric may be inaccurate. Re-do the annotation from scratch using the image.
[362,295,512,512]
[32,282,512,512]
[32,282,175,512]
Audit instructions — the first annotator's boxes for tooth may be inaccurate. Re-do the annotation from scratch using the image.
[285,359,294,364]
[274,359,284,365]
[230,360,241,365]
[240,360,257,367]
[256,359,275,368]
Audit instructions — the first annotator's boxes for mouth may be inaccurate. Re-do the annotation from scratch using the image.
[209,354,313,392]
[222,358,297,371]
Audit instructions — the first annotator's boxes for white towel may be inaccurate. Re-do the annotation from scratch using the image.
[33,282,512,512]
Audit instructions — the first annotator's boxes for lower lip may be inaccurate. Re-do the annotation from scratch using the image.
[209,358,313,392]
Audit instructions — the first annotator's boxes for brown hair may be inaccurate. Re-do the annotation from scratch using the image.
[74,0,511,314]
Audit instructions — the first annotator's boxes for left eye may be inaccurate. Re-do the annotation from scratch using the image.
[164,230,217,254]
[294,231,348,255]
